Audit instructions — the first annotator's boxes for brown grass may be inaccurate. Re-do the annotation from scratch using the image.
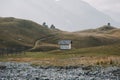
[1,56,119,67]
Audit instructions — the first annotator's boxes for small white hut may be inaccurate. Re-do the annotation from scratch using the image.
[58,40,72,50]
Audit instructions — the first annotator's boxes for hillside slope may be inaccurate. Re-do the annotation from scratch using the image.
[0,17,120,52]
[58,33,120,48]
[61,25,120,48]
[0,17,57,49]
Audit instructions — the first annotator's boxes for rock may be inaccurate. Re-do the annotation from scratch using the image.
[0,65,6,70]
[111,69,120,78]
[82,65,92,70]
[0,62,120,80]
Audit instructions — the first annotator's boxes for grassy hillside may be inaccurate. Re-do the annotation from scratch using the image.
[57,32,120,48]
[72,25,120,48]
[0,17,120,66]
[0,17,58,49]
[0,17,120,52]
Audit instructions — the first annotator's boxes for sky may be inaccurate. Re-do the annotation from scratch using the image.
[82,0,120,23]
[0,0,120,31]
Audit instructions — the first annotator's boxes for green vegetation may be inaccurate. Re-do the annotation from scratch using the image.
[0,43,120,66]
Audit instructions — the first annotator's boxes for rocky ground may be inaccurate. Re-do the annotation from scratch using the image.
[0,62,120,80]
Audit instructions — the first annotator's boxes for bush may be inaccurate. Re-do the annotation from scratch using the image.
[30,46,59,52]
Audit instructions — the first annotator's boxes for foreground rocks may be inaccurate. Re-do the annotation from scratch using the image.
[0,62,120,80]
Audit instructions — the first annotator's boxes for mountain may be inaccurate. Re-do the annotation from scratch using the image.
[0,0,119,31]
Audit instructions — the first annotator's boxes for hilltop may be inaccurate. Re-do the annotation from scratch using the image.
[75,23,117,33]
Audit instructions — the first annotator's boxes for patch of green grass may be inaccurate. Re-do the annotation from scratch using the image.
[0,43,120,59]
[0,43,120,66]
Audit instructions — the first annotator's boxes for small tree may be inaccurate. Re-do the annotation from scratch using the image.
[50,24,55,29]
[42,22,48,28]
[42,22,46,26]
[108,23,111,26]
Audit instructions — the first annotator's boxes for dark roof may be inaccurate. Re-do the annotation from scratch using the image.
[58,40,72,45]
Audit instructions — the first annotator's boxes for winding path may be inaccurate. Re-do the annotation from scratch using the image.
[32,35,57,49]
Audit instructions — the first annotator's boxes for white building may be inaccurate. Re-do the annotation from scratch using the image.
[58,40,72,50]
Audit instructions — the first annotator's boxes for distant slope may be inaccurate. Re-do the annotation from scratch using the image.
[61,25,120,48]
[58,32,120,48]
[75,24,117,33]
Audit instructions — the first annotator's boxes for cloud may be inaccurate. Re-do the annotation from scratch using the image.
[82,0,120,10]
[82,0,120,22]
[55,0,60,1]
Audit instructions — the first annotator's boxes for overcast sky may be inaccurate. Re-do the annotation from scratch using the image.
[82,0,120,22]
[0,0,120,31]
